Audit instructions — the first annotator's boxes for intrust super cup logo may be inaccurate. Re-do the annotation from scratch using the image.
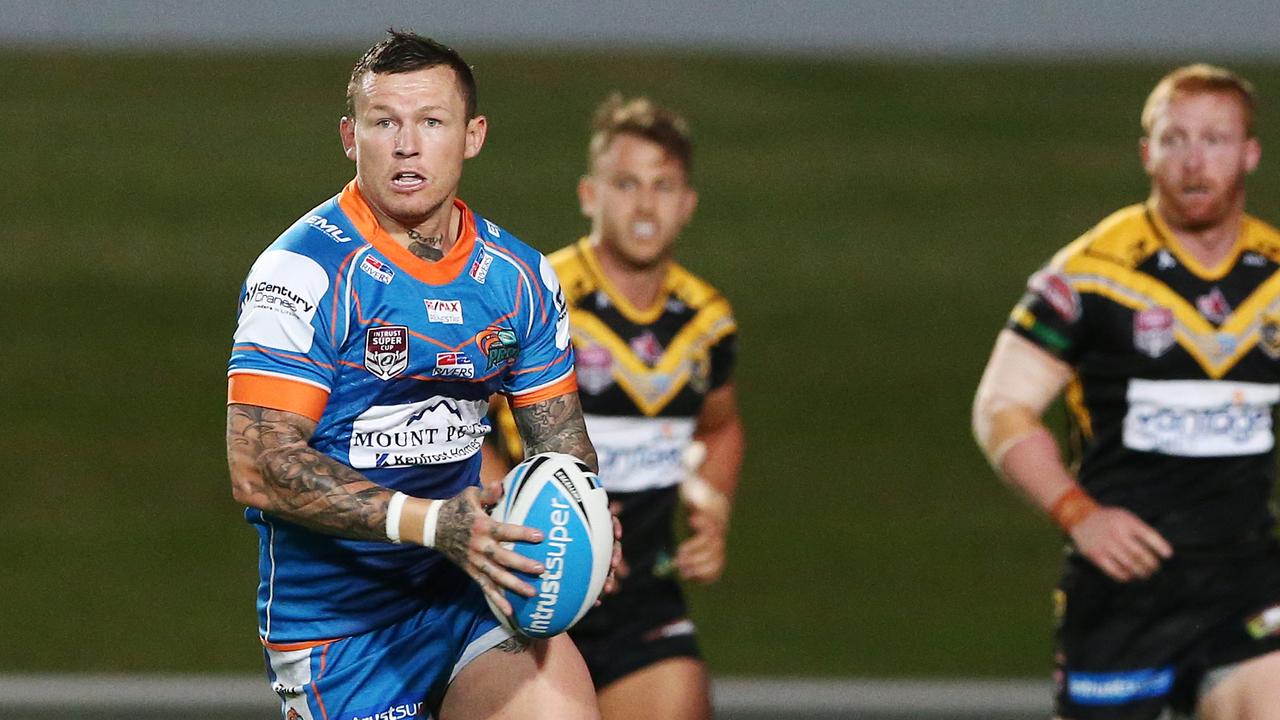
[365,326,409,380]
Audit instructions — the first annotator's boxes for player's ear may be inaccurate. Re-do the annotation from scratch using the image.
[578,175,597,218]
[464,115,488,160]
[680,187,699,224]
[1245,136,1262,174]
[1139,136,1153,175]
[340,116,357,161]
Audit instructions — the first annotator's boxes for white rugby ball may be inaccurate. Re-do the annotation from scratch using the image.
[487,452,612,638]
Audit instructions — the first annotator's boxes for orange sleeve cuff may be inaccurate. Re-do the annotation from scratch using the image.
[228,373,329,422]
[509,373,578,408]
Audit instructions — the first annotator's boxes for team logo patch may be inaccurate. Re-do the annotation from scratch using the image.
[1196,287,1231,324]
[434,351,475,379]
[359,255,395,284]
[476,326,520,368]
[424,299,464,324]
[286,710,302,720]
[469,252,493,284]
[365,326,409,380]
[1261,308,1280,358]
[1134,307,1175,358]
[576,344,615,394]
[630,331,664,365]
[1247,604,1280,639]
[1029,269,1081,323]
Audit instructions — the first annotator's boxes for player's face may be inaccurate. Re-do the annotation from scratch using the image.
[579,134,697,270]
[340,65,486,230]
[1142,91,1260,232]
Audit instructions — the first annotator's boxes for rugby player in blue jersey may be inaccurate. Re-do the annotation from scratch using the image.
[226,31,612,720]
[484,95,745,720]
[974,64,1280,719]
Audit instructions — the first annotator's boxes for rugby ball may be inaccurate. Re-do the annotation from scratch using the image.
[487,452,612,638]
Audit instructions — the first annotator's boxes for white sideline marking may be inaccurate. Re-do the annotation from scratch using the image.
[0,675,1052,713]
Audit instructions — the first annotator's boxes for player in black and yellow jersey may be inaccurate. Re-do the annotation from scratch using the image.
[974,65,1280,719]
[483,94,744,720]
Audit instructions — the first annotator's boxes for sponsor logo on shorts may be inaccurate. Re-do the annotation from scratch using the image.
[1123,379,1279,457]
[1133,307,1175,358]
[1029,269,1081,323]
[469,252,493,284]
[365,326,409,380]
[1066,667,1174,706]
[1196,286,1231,324]
[360,255,395,284]
[433,351,475,379]
[302,214,353,243]
[424,299,464,324]
[1247,604,1280,639]
[476,325,519,368]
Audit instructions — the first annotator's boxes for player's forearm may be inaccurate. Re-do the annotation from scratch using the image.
[694,414,744,502]
[227,404,393,541]
[511,392,598,473]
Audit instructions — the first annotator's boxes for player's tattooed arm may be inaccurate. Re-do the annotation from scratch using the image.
[511,392,598,472]
[226,403,390,541]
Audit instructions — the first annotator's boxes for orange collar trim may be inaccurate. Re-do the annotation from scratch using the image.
[338,180,477,286]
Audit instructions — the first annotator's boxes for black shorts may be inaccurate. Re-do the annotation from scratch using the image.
[568,486,702,689]
[1054,540,1280,719]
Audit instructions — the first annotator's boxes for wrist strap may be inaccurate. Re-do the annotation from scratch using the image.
[421,500,442,549]
[386,491,409,544]
[1049,486,1098,532]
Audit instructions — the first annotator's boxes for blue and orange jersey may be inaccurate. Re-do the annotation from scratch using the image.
[227,180,575,644]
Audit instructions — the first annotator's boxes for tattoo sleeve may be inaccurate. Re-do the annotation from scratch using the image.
[227,404,391,541]
[510,392,598,472]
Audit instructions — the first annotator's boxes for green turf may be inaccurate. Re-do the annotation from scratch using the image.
[5,49,1280,676]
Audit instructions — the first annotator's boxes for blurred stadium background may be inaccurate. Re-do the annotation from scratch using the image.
[5,2,1280,717]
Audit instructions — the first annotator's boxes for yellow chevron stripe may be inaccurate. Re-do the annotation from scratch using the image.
[1062,257,1280,378]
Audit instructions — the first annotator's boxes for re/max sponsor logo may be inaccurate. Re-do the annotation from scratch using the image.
[349,700,423,720]
[244,281,314,313]
[304,215,353,243]
[528,497,575,634]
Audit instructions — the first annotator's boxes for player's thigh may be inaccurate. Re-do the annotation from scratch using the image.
[597,657,711,720]
[1197,649,1280,720]
[440,634,598,720]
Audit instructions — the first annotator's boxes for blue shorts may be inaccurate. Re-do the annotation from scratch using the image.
[264,569,511,720]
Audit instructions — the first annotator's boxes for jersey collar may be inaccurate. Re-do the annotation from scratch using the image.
[338,180,478,286]
[576,237,676,325]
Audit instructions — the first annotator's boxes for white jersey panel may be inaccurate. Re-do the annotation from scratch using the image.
[1123,379,1280,457]
[233,249,329,353]
[586,414,696,492]
[348,397,490,469]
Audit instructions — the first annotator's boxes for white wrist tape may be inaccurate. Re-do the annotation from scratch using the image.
[386,491,409,544]
[421,499,442,549]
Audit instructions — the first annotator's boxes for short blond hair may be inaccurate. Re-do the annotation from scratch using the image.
[588,93,693,174]
[1141,63,1256,136]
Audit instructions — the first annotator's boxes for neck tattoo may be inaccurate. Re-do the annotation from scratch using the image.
[407,229,445,262]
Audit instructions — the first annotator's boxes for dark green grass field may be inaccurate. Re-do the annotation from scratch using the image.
[4,49,1280,677]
